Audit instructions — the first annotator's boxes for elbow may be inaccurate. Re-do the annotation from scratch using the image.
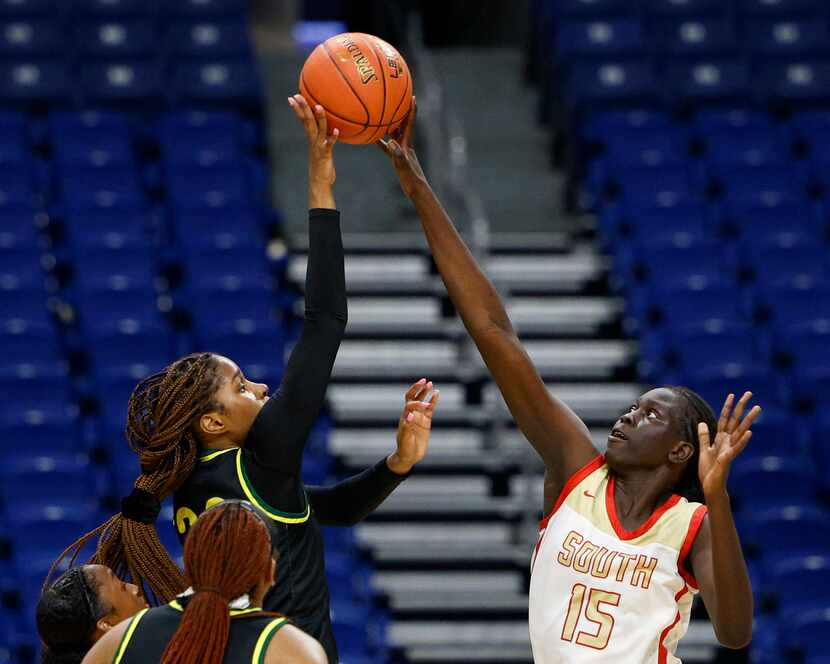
[715,625,753,650]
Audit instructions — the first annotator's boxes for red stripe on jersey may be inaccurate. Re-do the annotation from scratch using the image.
[538,455,605,531]
[605,476,682,541]
[658,585,689,664]
[677,504,708,590]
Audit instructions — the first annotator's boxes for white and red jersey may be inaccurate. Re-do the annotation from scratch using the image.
[528,455,707,664]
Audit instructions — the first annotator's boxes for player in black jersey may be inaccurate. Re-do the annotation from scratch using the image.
[36,564,147,664]
[51,95,439,663]
[81,501,326,664]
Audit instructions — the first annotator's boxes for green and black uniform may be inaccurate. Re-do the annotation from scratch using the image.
[112,599,287,664]
[173,209,410,663]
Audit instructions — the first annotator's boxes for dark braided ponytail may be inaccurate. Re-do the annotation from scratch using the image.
[48,353,225,603]
[666,386,718,504]
[160,501,274,664]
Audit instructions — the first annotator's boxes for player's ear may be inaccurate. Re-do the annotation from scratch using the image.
[96,616,115,633]
[669,440,694,464]
[199,411,227,436]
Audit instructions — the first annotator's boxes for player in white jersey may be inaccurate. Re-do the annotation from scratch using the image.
[379,100,758,662]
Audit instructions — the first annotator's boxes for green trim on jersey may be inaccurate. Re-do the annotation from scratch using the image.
[252,618,289,664]
[199,447,238,462]
[112,608,149,664]
[234,449,310,524]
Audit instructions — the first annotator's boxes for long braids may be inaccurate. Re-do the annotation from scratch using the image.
[47,353,225,603]
[160,502,274,664]
[36,566,108,664]
[666,386,718,504]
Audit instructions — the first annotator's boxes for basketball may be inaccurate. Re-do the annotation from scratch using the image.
[299,32,413,145]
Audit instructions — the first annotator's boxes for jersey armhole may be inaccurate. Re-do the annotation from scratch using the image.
[251,617,288,664]
[236,450,311,524]
[112,607,149,664]
[677,504,708,590]
[538,454,605,530]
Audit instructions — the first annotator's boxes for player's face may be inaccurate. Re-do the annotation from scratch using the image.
[605,388,685,471]
[207,356,270,443]
[85,565,148,629]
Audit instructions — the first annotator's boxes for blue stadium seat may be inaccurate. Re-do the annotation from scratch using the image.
[615,165,698,207]
[76,20,156,58]
[87,327,173,376]
[61,170,146,211]
[666,59,751,104]
[602,201,709,244]
[683,368,787,419]
[96,365,154,440]
[725,202,818,238]
[556,19,644,57]
[782,604,830,661]
[48,109,131,140]
[581,109,672,142]
[747,19,830,57]
[172,60,260,105]
[756,284,830,328]
[0,0,58,18]
[650,284,743,328]
[0,453,97,506]
[161,132,242,172]
[173,207,260,246]
[642,0,726,17]
[0,363,70,412]
[0,286,50,328]
[183,246,270,288]
[669,323,756,374]
[749,244,827,286]
[166,19,251,58]
[737,0,827,17]
[167,168,250,210]
[792,109,830,136]
[596,131,690,174]
[0,169,33,207]
[731,456,816,509]
[77,288,165,334]
[71,246,156,290]
[0,324,62,370]
[742,505,830,557]
[0,60,67,102]
[158,108,242,138]
[0,247,43,291]
[80,61,162,105]
[0,206,39,247]
[7,503,99,559]
[0,410,82,455]
[760,61,830,104]
[64,209,153,252]
[200,324,285,386]
[54,134,134,171]
[720,166,803,208]
[705,131,791,169]
[0,19,61,56]
[658,18,737,57]
[160,0,247,17]
[694,108,775,133]
[765,555,830,612]
[637,241,726,284]
[779,325,830,371]
[188,287,280,331]
[75,0,153,16]
[565,60,658,110]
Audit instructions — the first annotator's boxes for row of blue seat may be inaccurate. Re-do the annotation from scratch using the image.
[0,0,246,18]
[540,0,830,19]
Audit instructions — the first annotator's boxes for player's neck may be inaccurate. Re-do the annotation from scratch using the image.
[202,438,240,452]
[613,469,675,524]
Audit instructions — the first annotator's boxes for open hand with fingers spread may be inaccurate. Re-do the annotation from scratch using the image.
[387,378,440,475]
[698,391,762,499]
[288,93,339,209]
[377,96,428,200]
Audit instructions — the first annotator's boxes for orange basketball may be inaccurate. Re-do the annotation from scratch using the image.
[299,32,413,145]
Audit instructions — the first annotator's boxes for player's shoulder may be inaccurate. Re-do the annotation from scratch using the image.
[264,622,327,664]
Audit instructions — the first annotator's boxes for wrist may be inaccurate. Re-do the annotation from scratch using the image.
[386,452,413,476]
[309,182,335,209]
[703,487,730,505]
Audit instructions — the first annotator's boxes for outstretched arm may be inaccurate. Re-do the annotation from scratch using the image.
[690,392,759,649]
[309,380,438,525]
[379,101,596,502]
[246,95,347,476]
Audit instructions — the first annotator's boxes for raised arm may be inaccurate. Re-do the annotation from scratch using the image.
[689,392,759,649]
[379,101,596,498]
[245,95,347,476]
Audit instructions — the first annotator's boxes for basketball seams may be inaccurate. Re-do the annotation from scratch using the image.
[364,38,389,143]
[321,40,371,126]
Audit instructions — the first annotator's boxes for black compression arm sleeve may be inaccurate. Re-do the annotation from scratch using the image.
[306,458,410,526]
[245,208,347,476]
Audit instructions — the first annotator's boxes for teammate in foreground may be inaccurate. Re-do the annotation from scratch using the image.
[81,501,327,664]
[380,99,757,662]
[36,564,147,664]
[50,95,438,663]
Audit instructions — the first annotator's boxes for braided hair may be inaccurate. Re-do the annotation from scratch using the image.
[36,567,108,664]
[48,353,225,603]
[160,501,275,664]
[665,386,718,504]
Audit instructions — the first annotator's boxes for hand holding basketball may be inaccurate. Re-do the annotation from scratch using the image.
[288,94,339,187]
[378,97,427,199]
[698,391,762,498]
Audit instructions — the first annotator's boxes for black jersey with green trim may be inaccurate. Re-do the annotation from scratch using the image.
[113,601,287,664]
[172,447,334,659]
